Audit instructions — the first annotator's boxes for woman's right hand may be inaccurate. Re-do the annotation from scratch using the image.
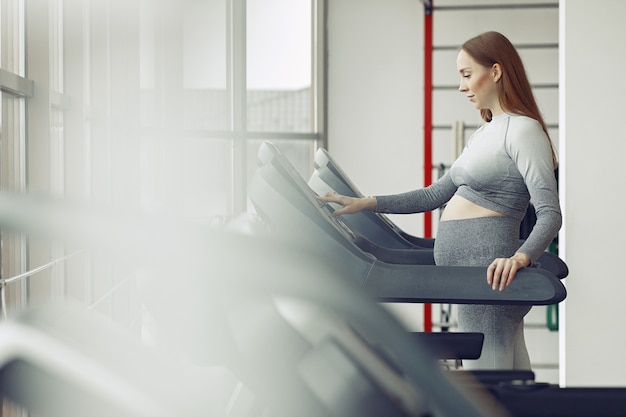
[317,192,376,216]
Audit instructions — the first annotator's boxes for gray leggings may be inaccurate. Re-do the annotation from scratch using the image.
[434,216,531,370]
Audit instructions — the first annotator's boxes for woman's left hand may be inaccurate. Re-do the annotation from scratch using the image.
[487,253,531,291]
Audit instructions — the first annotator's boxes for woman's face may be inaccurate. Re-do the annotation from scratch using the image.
[456,49,502,114]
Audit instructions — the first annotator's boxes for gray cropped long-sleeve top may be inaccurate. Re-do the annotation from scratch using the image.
[375,113,562,262]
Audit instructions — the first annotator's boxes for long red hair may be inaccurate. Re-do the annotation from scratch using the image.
[462,31,557,167]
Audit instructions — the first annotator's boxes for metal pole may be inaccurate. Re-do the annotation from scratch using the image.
[423,0,433,333]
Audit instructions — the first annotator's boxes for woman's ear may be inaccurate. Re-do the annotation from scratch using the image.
[492,63,503,82]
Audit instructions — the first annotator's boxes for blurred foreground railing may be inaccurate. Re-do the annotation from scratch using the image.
[0,251,83,319]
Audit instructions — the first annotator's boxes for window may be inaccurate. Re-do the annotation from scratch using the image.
[0,0,27,317]
[140,0,325,222]
[0,2,325,412]
[0,0,325,332]
[247,0,312,133]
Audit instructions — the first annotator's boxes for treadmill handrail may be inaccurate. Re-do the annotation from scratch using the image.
[250,141,566,306]
[312,147,568,279]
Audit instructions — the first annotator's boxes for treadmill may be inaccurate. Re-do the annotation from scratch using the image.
[248,141,566,306]
[0,190,506,417]
[0,183,622,417]
[245,142,626,416]
[309,146,568,279]
[0,233,516,417]
[310,146,434,248]
[1,231,622,417]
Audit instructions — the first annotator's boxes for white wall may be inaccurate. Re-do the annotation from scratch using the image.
[326,0,426,339]
[327,0,424,237]
[560,0,626,387]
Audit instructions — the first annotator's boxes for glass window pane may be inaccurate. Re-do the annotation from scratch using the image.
[184,88,229,131]
[141,136,232,221]
[0,0,27,321]
[246,0,312,133]
[141,0,229,130]
[183,0,226,90]
[183,0,228,131]
[182,137,233,221]
[1,0,25,76]
[140,0,156,90]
